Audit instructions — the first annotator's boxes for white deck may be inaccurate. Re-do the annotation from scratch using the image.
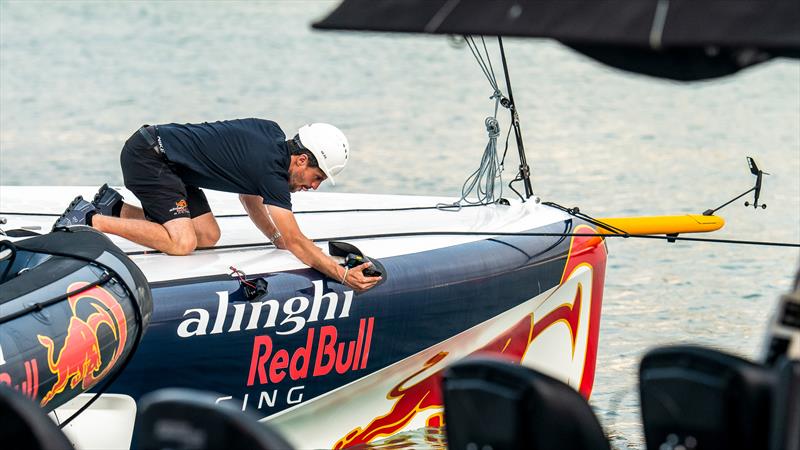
[0,186,568,283]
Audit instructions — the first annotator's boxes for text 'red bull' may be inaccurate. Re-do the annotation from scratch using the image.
[0,359,39,400]
[247,317,374,386]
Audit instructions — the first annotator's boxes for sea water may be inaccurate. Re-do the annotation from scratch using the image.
[1,2,799,449]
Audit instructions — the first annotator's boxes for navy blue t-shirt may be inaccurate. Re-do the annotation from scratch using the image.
[157,118,292,210]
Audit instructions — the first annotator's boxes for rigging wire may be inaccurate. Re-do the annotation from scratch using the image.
[4,203,798,252]
[438,36,508,211]
[0,203,487,219]
[123,228,799,257]
[119,198,800,254]
[542,201,631,236]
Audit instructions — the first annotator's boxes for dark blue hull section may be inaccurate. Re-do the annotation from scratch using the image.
[109,220,577,415]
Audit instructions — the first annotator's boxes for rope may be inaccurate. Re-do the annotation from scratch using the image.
[0,273,114,325]
[438,36,507,211]
[542,202,630,236]
[438,115,504,211]
[465,36,501,94]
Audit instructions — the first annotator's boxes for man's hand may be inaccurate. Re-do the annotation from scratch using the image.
[240,194,381,292]
[343,262,381,292]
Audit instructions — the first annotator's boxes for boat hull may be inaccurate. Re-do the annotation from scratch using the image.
[107,222,607,447]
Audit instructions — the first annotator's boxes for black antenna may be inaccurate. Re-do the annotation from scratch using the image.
[744,156,768,209]
[497,36,534,199]
[703,156,770,216]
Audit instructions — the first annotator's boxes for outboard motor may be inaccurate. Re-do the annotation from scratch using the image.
[442,357,609,450]
[136,388,294,450]
[0,227,152,412]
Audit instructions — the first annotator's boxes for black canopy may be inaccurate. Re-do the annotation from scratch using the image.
[314,0,800,81]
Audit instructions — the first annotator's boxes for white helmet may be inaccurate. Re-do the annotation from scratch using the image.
[296,123,349,186]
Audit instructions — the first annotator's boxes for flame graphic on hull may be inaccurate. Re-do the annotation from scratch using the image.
[560,226,607,398]
[37,282,128,407]
[334,226,607,448]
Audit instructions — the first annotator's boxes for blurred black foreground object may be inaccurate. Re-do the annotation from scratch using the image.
[639,346,794,450]
[443,352,797,450]
[0,386,294,450]
[442,356,610,450]
[135,389,294,450]
[0,385,74,450]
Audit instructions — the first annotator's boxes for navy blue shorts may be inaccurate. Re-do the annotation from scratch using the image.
[120,126,212,225]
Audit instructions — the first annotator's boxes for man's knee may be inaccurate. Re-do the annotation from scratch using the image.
[195,227,220,247]
[192,213,221,247]
[204,227,221,246]
[169,234,197,256]
[164,218,198,256]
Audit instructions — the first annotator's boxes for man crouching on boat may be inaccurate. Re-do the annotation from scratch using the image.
[52,119,380,292]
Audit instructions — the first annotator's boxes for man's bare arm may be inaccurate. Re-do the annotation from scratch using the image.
[239,194,286,249]
[239,194,380,291]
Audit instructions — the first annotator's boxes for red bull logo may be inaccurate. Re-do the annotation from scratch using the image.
[0,358,39,400]
[36,282,128,407]
[334,227,607,447]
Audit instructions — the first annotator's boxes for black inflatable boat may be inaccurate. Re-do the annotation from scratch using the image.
[0,227,152,412]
